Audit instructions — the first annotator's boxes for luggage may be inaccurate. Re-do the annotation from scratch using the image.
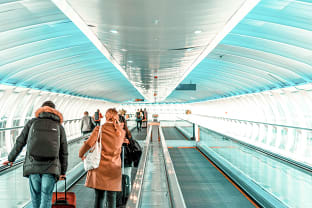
[116,146,131,206]
[142,120,147,128]
[52,177,76,208]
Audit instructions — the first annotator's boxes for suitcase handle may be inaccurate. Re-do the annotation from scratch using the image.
[55,176,67,204]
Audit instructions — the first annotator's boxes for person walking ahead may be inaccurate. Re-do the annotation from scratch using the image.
[81,111,95,135]
[2,101,68,208]
[135,109,143,131]
[79,108,125,208]
[93,109,103,126]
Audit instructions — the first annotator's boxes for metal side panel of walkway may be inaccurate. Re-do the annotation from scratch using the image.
[139,125,170,208]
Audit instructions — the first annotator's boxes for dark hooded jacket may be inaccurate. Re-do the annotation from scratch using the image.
[8,106,68,177]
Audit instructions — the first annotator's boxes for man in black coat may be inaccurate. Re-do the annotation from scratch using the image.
[3,101,68,208]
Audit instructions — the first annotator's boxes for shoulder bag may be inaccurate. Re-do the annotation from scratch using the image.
[83,126,102,171]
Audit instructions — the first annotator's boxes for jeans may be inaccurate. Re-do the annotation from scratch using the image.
[94,189,117,208]
[29,174,56,208]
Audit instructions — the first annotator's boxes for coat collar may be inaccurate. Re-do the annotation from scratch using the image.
[35,106,63,123]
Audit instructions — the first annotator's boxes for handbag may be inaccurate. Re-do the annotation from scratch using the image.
[89,116,95,131]
[128,139,142,167]
[83,126,102,171]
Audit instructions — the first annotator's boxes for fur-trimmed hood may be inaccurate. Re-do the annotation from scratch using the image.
[35,106,63,123]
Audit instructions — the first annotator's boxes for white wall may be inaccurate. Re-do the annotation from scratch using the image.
[190,84,312,128]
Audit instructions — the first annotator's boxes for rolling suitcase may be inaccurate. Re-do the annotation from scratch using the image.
[117,146,131,206]
[52,177,76,208]
[142,120,147,128]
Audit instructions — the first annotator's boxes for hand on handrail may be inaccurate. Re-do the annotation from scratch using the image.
[2,161,13,167]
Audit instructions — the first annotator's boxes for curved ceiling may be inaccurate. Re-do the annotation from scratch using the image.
[1,0,311,104]
[51,0,258,102]
[0,0,143,102]
[167,0,312,103]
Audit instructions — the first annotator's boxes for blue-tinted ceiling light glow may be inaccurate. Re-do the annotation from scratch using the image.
[110,29,118,34]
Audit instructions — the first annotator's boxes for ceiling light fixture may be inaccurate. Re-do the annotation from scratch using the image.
[194,30,202,34]
[110,29,118,34]
[128,60,133,63]
[121,48,127,52]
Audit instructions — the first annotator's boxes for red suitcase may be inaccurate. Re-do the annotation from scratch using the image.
[52,177,76,208]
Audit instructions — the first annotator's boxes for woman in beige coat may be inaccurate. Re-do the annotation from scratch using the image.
[79,108,125,208]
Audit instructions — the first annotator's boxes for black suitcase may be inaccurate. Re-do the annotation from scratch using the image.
[117,146,131,206]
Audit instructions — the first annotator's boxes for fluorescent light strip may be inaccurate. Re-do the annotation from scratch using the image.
[51,0,147,100]
[162,0,260,100]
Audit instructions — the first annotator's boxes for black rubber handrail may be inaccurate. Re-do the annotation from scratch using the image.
[199,125,312,174]
[0,118,82,131]
[193,114,312,131]
[0,134,89,173]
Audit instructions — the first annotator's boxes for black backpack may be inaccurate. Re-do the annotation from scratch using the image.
[27,119,60,161]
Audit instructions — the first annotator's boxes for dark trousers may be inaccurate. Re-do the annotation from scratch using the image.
[136,120,142,130]
[94,189,117,208]
[95,121,101,126]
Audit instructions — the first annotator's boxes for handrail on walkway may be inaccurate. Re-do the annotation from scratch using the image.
[159,125,187,208]
[0,118,82,131]
[0,133,89,173]
[126,126,152,208]
[191,114,312,131]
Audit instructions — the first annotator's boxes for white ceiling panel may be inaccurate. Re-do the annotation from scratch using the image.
[52,0,259,101]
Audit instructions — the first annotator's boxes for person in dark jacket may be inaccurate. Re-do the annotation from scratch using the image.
[81,111,95,135]
[2,101,68,208]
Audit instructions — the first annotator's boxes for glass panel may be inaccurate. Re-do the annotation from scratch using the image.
[269,126,277,147]
[198,126,312,207]
[278,128,288,150]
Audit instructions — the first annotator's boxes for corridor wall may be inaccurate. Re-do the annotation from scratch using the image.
[188,84,312,167]
[0,84,114,160]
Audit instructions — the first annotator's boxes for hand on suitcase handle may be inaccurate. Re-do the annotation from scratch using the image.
[59,175,66,180]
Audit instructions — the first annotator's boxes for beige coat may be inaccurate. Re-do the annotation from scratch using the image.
[79,122,125,191]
